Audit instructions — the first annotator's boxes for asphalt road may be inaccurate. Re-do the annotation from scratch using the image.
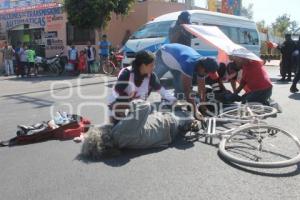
[0,64,300,200]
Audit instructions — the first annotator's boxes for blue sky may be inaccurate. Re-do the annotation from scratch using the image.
[194,0,300,25]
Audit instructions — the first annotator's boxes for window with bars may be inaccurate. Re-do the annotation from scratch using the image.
[66,23,95,45]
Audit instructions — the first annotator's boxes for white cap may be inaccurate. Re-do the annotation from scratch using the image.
[230,48,262,62]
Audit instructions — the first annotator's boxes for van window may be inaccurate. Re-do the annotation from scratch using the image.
[204,24,240,44]
[228,27,240,44]
[218,26,230,37]
[240,28,259,45]
[130,21,174,40]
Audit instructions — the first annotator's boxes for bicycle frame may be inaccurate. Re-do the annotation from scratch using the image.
[195,103,272,144]
[203,117,261,142]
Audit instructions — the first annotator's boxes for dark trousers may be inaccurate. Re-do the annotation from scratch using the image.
[20,62,27,76]
[87,60,95,73]
[281,57,292,80]
[292,56,300,87]
[27,62,36,76]
[242,87,272,105]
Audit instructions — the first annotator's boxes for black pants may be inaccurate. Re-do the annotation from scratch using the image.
[20,62,27,76]
[292,56,300,87]
[27,62,36,75]
[281,57,292,80]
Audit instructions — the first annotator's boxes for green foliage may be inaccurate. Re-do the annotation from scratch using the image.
[290,21,299,33]
[64,0,135,29]
[241,3,253,20]
[256,20,267,32]
[271,14,299,37]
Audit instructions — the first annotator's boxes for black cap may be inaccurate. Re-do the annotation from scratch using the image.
[200,58,219,72]
[178,11,191,24]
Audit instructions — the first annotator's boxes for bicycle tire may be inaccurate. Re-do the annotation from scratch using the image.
[219,124,300,168]
[219,104,278,120]
[102,61,115,75]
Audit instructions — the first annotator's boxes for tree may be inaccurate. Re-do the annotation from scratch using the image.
[64,0,135,29]
[290,21,299,33]
[256,20,267,33]
[271,14,299,37]
[241,3,253,20]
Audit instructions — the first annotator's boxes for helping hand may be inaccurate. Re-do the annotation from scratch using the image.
[194,110,204,121]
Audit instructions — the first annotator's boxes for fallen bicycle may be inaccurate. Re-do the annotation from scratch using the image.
[184,104,300,168]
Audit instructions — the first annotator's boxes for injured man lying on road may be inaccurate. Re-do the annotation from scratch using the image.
[80,100,198,160]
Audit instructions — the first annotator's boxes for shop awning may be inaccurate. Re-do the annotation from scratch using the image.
[183,24,262,62]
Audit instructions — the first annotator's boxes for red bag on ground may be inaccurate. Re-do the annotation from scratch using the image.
[0,115,90,146]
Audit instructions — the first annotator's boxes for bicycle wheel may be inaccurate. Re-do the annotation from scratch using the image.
[102,61,115,75]
[219,104,277,119]
[219,124,300,168]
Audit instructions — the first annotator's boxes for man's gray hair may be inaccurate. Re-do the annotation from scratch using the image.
[81,125,120,160]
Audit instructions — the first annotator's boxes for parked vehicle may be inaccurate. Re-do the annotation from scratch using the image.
[101,51,124,75]
[35,51,67,76]
[123,10,260,66]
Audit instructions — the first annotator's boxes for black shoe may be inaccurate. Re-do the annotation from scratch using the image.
[290,86,299,93]
[286,78,292,82]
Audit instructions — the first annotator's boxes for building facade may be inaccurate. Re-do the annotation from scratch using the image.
[0,0,201,60]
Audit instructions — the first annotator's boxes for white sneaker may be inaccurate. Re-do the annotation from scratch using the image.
[73,134,85,143]
[270,102,283,113]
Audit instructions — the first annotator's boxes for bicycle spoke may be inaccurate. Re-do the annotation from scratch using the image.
[219,104,278,120]
[219,125,300,168]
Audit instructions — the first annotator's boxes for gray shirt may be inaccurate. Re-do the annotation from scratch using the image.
[1,46,15,60]
[111,100,193,149]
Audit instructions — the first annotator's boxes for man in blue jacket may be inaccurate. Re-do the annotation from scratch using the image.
[155,43,221,120]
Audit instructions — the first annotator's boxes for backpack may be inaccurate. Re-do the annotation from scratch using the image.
[0,115,90,147]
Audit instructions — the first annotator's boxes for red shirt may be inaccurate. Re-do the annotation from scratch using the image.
[240,61,272,93]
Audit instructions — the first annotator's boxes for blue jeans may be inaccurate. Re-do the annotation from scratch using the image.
[154,50,184,98]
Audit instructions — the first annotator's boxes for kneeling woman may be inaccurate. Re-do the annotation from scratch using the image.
[108,50,176,123]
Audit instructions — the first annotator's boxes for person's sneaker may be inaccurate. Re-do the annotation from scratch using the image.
[290,86,299,93]
[278,78,286,82]
[270,102,283,113]
[286,78,292,82]
[73,134,85,143]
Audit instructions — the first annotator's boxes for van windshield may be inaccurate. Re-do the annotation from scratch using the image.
[130,20,175,40]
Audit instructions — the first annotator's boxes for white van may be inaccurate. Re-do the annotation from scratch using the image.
[122,10,260,66]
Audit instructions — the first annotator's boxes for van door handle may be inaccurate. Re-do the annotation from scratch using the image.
[194,43,200,46]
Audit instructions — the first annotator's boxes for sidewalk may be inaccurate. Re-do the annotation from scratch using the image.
[265,60,280,67]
